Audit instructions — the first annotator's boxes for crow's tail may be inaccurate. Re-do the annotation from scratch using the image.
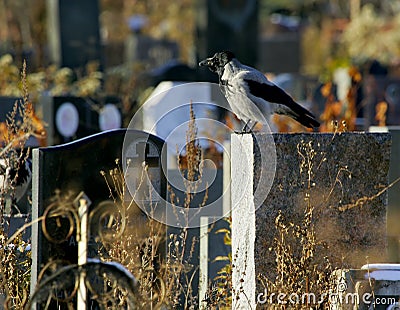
[278,99,320,129]
[293,112,320,129]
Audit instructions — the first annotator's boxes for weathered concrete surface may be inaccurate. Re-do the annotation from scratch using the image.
[231,132,391,308]
[231,135,257,309]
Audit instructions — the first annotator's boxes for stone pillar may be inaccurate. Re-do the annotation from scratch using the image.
[231,135,257,309]
[231,132,391,308]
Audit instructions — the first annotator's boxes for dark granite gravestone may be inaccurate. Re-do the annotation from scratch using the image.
[199,216,231,308]
[47,0,102,69]
[37,95,122,145]
[363,78,400,129]
[37,95,97,145]
[30,129,166,309]
[3,214,30,241]
[258,34,301,73]
[0,96,21,121]
[196,0,259,68]
[125,34,179,69]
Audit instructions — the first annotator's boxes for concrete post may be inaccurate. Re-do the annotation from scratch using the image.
[231,132,391,308]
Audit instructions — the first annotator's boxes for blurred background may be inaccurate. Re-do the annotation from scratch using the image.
[1,0,400,135]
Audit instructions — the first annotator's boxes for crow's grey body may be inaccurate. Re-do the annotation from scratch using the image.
[199,51,320,131]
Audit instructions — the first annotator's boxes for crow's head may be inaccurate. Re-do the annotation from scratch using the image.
[199,51,235,76]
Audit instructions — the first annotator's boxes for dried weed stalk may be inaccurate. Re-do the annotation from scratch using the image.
[204,217,232,310]
[165,102,208,308]
[0,60,41,309]
[99,161,166,308]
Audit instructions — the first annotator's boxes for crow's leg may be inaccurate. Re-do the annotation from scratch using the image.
[250,122,258,131]
[234,120,255,134]
[241,120,252,133]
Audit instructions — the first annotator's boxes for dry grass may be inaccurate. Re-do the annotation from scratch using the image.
[98,164,167,307]
[255,130,396,309]
[255,139,333,309]
[203,218,232,309]
[97,102,208,309]
[0,61,38,310]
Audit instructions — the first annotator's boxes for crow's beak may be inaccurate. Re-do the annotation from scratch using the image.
[199,58,211,67]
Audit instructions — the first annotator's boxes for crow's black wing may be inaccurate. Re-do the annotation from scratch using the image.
[245,78,298,108]
[244,78,320,128]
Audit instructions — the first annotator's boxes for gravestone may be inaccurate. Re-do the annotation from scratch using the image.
[196,0,258,68]
[0,97,21,121]
[387,127,400,262]
[140,82,231,168]
[258,33,301,73]
[30,129,166,309]
[47,0,102,69]
[199,216,231,309]
[125,34,179,69]
[37,95,122,145]
[368,126,400,262]
[363,78,400,129]
[231,132,391,308]
[3,214,30,241]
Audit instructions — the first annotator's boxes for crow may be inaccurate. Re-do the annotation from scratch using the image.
[199,51,320,132]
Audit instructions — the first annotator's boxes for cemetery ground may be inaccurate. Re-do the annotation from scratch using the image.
[0,67,400,309]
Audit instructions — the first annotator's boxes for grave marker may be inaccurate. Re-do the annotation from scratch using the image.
[196,0,258,67]
[231,132,391,308]
[37,95,122,145]
[0,96,21,121]
[30,129,166,309]
[47,0,102,69]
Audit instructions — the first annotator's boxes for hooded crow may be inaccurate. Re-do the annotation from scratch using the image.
[199,51,320,132]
